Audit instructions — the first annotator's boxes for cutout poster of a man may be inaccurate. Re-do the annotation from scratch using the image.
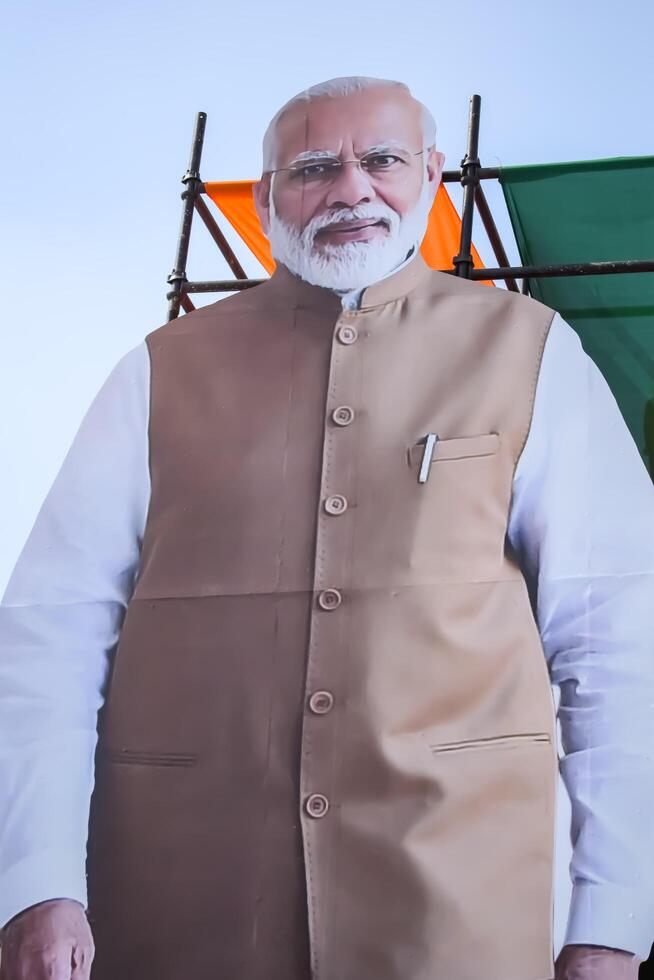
[0,77,652,980]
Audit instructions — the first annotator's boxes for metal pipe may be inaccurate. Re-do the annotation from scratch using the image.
[474,185,519,292]
[185,279,266,292]
[182,258,654,294]
[441,167,499,183]
[193,195,247,280]
[453,94,482,278]
[167,111,207,321]
[467,259,654,280]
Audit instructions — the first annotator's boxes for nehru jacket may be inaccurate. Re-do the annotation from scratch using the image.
[1,252,653,980]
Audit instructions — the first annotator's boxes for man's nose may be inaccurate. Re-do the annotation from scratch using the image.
[325,161,375,208]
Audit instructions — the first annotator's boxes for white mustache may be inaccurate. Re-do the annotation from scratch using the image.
[305,204,399,245]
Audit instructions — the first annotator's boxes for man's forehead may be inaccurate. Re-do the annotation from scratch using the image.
[273,88,423,166]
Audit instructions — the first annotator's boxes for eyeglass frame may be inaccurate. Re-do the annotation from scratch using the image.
[263,145,435,182]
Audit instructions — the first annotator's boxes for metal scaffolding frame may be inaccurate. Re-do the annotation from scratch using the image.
[166,97,654,321]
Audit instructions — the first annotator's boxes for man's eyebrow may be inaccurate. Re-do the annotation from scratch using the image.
[363,140,413,154]
[285,141,414,167]
[286,149,338,166]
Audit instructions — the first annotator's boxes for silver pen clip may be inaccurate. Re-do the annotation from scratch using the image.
[418,433,438,484]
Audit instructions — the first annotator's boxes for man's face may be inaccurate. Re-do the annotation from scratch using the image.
[254,86,445,290]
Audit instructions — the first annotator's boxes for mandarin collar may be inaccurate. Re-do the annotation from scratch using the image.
[358,250,432,309]
[266,250,432,313]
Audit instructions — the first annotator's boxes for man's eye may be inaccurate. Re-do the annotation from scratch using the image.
[290,162,335,179]
[363,154,402,169]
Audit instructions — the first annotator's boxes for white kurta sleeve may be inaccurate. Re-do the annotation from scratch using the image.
[507,311,654,960]
[0,341,151,928]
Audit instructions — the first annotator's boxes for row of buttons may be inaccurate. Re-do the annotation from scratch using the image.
[304,690,333,819]
[304,323,358,821]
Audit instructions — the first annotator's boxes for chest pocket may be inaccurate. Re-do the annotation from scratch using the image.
[407,432,501,472]
[404,431,507,580]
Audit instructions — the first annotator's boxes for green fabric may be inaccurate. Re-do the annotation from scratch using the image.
[500,156,654,477]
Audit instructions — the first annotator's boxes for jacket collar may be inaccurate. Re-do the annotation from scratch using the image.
[265,249,433,313]
[358,250,432,309]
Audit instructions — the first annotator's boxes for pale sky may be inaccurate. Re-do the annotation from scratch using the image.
[2,0,653,951]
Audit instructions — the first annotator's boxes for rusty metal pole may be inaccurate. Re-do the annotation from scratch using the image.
[474,184,519,292]
[167,111,207,321]
[453,95,481,279]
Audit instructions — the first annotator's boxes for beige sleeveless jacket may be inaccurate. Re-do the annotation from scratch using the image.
[86,253,559,980]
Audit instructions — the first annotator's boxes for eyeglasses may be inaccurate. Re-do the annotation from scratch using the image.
[266,147,432,187]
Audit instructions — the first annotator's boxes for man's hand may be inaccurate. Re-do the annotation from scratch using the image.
[0,898,94,980]
[555,943,642,979]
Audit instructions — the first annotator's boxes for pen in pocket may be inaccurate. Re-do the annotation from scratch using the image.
[418,433,438,484]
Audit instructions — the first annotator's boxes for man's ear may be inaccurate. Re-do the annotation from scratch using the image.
[426,147,445,198]
[253,174,272,236]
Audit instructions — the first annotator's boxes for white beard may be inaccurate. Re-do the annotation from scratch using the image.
[267,172,433,291]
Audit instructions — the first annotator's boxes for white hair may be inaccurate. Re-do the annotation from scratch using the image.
[262,75,437,172]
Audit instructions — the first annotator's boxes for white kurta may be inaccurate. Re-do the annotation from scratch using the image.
[0,294,653,959]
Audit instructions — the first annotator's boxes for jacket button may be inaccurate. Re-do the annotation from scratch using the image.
[317,588,342,610]
[305,793,330,817]
[324,494,348,515]
[309,690,334,714]
[332,405,355,426]
[337,325,358,345]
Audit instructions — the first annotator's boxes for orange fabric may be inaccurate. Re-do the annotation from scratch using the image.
[204,180,491,282]
[421,184,487,274]
[205,180,276,274]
